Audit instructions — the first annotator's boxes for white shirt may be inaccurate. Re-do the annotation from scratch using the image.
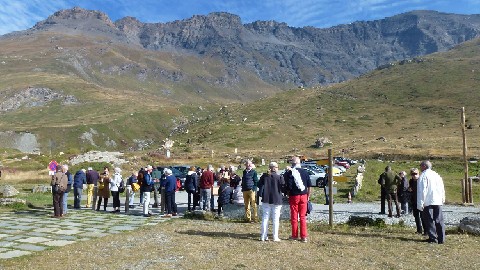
[110,173,122,192]
[417,168,445,210]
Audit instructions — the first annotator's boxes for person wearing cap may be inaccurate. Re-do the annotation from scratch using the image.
[142,165,154,217]
[162,168,178,217]
[408,168,426,234]
[110,167,123,213]
[258,161,284,242]
[417,160,446,244]
[85,167,100,208]
[73,168,86,209]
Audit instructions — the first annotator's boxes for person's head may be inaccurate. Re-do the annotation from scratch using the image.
[269,161,279,173]
[114,167,122,174]
[221,177,230,185]
[164,168,172,176]
[245,160,254,170]
[207,164,214,171]
[399,171,406,177]
[385,166,391,172]
[104,166,109,172]
[291,156,301,168]
[87,167,93,171]
[420,160,432,172]
[132,171,138,176]
[61,164,68,173]
[229,165,236,173]
[146,165,153,172]
[410,168,419,180]
[81,169,86,173]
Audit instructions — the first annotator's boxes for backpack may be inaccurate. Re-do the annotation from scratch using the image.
[118,180,125,193]
[176,179,182,191]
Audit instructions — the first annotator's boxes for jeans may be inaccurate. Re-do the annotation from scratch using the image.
[261,203,282,241]
[165,191,176,214]
[289,194,308,239]
[243,190,258,222]
[86,184,94,207]
[422,205,446,244]
[73,187,83,209]
[62,191,69,215]
[129,191,135,206]
[143,192,151,215]
[200,188,211,211]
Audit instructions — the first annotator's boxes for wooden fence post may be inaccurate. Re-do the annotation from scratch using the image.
[92,186,98,210]
[125,185,130,214]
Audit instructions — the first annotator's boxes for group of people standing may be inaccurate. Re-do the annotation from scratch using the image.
[378,160,446,244]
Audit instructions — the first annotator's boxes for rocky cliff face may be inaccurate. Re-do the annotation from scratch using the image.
[12,8,480,87]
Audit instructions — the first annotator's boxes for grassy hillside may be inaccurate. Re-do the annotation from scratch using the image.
[174,38,480,160]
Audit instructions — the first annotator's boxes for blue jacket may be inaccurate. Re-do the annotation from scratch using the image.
[163,175,177,193]
[73,170,87,188]
[184,172,198,192]
[217,183,232,205]
[241,169,258,192]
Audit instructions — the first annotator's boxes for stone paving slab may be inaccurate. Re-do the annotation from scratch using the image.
[16,236,51,244]
[14,244,47,252]
[0,250,31,259]
[43,240,76,247]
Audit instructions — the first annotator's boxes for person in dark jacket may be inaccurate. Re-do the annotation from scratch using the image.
[258,162,285,242]
[142,165,153,217]
[85,167,100,208]
[162,168,178,217]
[397,171,409,215]
[382,166,402,218]
[408,168,427,234]
[51,165,68,218]
[185,166,198,211]
[284,156,311,242]
[73,169,86,209]
[242,160,259,223]
[217,177,231,216]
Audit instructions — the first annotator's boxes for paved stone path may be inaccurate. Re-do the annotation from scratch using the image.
[0,191,192,260]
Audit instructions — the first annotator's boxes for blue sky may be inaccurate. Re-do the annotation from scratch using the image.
[1,0,479,35]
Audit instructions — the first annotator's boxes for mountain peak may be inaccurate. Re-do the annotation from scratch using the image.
[34,6,115,29]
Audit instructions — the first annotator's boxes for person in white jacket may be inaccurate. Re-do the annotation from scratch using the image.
[110,167,123,213]
[417,160,445,244]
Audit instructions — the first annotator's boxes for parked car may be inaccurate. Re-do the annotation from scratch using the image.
[335,161,350,169]
[303,167,326,187]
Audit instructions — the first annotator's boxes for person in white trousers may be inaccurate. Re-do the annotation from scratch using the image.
[258,162,285,241]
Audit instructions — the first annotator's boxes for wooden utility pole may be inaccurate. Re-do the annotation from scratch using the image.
[328,149,334,228]
[461,107,473,204]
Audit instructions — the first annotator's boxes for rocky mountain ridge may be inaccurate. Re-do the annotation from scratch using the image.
[25,7,480,87]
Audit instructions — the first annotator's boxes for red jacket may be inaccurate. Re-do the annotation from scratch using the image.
[200,170,214,189]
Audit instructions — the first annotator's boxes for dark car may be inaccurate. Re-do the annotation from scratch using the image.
[156,166,187,190]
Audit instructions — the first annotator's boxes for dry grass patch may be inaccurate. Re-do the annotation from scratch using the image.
[1,218,479,269]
